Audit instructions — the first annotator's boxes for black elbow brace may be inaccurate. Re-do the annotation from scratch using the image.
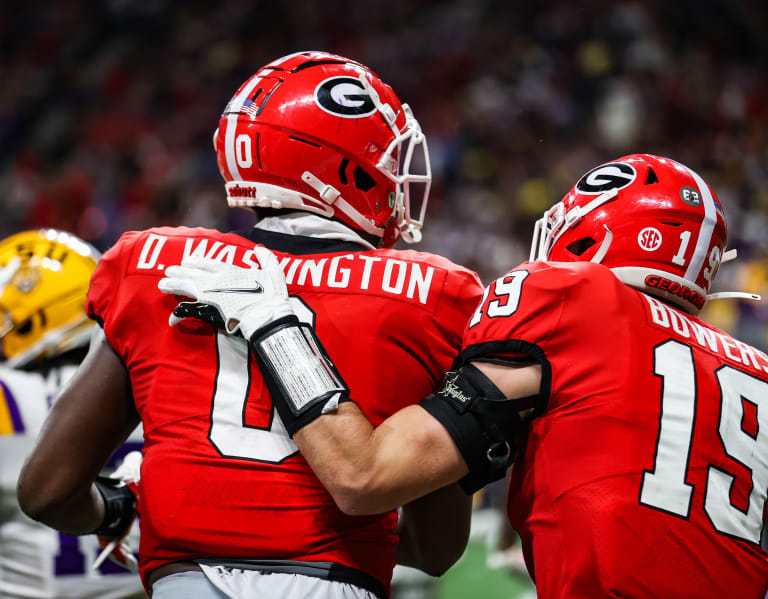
[92,477,137,537]
[420,363,533,495]
[248,315,351,438]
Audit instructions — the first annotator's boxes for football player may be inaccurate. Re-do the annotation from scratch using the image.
[162,154,768,597]
[18,52,483,599]
[0,229,145,599]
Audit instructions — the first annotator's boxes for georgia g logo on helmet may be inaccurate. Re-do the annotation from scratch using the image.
[576,162,637,195]
[315,77,377,118]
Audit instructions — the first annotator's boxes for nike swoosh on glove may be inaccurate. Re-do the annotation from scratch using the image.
[157,246,295,341]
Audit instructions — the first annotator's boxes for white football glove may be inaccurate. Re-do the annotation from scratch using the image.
[92,450,142,573]
[157,247,295,341]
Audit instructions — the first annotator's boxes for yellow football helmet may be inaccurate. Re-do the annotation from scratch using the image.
[0,229,100,367]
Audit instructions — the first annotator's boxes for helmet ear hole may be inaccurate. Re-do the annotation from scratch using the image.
[15,318,32,335]
[353,167,376,191]
[566,237,597,256]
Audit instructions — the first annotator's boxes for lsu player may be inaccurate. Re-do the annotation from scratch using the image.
[0,229,145,599]
[18,52,483,599]
[158,154,768,598]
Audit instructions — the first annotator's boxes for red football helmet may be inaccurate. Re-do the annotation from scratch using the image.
[214,51,431,248]
[530,154,740,315]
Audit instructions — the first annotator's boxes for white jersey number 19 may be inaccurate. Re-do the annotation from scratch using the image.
[640,339,768,544]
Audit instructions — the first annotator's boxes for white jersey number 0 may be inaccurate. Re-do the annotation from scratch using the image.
[208,297,313,463]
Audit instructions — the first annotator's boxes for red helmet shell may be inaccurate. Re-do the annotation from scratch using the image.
[214,51,430,247]
[533,154,727,314]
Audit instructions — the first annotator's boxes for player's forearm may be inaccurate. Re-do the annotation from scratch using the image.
[292,402,377,512]
[295,403,468,515]
[17,478,105,535]
[17,331,138,536]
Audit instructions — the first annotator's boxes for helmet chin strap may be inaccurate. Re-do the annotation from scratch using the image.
[610,243,762,307]
[590,225,613,264]
[393,192,422,243]
[704,248,761,303]
[301,171,386,239]
[399,224,422,244]
[707,291,761,302]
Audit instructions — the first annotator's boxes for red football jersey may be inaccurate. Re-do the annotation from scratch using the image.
[86,226,483,593]
[463,260,768,598]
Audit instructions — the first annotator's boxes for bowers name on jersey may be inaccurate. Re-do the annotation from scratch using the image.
[644,294,768,372]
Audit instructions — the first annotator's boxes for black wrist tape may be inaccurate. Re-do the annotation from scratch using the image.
[249,315,350,437]
[92,477,136,537]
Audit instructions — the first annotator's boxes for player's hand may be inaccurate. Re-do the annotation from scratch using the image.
[92,451,142,573]
[157,247,295,340]
[94,534,138,573]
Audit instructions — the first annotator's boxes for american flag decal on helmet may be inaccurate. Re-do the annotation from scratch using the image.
[241,98,260,117]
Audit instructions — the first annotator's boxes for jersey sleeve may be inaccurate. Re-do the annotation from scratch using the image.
[425,258,485,377]
[459,261,584,420]
[461,261,571,363]
[437,261,486,355]
[85,231,141,357]
[460,261,630,418]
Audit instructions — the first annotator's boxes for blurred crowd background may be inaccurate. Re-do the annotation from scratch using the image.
[2,0,768,348]
[2,3,766,597]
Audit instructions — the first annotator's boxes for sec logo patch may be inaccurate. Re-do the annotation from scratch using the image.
[638,227,663,252]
